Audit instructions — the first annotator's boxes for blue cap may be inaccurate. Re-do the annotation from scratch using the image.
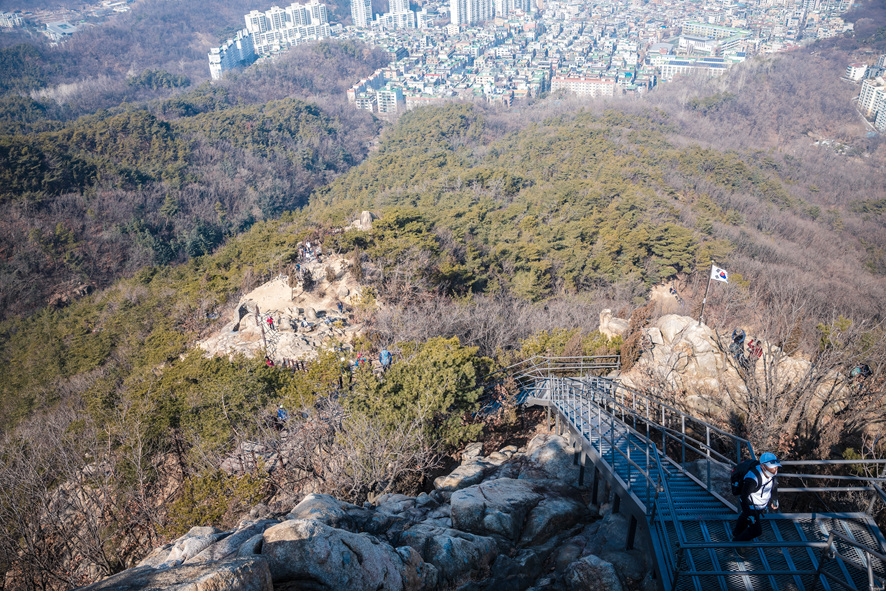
[759,452,781,467]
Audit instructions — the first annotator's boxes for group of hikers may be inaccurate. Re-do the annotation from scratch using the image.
[350,348,394,372]
[729,328,764,370]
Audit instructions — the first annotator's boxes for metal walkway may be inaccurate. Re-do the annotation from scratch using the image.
[508,358,886,591]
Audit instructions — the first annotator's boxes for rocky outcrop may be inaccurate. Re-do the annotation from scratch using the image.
[198,252,368,363]
[80,434,653,591]
[348,210,377,232]
[262,519,436,590]
[76,558,273,591]
[623,314,758,399]
[598,309,629,339]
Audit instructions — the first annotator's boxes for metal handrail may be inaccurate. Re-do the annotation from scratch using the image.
[554,377,689,548]
[811,529,886,591]
[608,378,756,464]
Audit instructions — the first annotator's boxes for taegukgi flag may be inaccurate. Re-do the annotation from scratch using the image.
[711,265,729,283]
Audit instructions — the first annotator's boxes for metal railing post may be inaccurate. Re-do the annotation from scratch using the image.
[706,426,711,491]
[681,415,686,467]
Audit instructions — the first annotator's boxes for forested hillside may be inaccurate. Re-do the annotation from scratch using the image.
[0,41,387,319]
[306,101,886,321]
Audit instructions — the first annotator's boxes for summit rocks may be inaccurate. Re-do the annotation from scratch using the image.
[78,434,654,591]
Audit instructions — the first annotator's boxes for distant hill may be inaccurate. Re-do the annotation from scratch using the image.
[0,41,387,320]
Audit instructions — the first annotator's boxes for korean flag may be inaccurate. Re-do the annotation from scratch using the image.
[711,265,729,283]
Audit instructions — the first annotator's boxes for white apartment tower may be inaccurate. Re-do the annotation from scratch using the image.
[377,0,415,30]
[494,0,529,18]
[859,77,886,118]
[390,0,409,13]
[244,0,331,55]
[351,0,372,27]
[209,29,257,80]
[450,0,493,26]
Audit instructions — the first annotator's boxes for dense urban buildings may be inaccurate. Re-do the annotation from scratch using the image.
[0,11,24,27]
[208,0,864,113]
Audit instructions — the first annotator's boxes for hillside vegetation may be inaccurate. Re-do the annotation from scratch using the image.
[1,5,886,585]
[0,42,386,320]
[308,102,886,321]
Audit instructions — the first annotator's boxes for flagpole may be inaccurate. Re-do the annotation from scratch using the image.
[698,262,715,326]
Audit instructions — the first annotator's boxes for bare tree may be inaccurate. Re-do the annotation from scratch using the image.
[712,292,886,458]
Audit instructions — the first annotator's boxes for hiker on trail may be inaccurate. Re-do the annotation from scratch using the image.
[267,316,275,330]
[265,356,274,367]
[275,405,289,431]
[747,339,763,361]
[851,363,872,380]
[732,452,781,545]
[337,301,344,314]
[729,329,749,370]
[380,348,392,372]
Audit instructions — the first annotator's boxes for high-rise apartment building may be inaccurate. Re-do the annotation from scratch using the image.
[377,0,415,30]
[389,0,409,14]
[351,0,372,28]
[244,0,331,55]
[859,77,886,118]
[494,0,529,18]
[209,30,257,79]
[450,0,493,26]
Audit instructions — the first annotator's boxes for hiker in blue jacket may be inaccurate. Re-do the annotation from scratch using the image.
[733,452,781,544]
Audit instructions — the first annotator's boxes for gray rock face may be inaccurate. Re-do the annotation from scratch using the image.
[76,558,273,591]
[451,478,544,541]
[105,433,651,591]
[392,524,498,584]
[261,519,437,590]
[188,520,279,564]
[566,555,625,591]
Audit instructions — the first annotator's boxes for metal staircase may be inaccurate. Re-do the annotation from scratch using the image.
[513,358,886,591]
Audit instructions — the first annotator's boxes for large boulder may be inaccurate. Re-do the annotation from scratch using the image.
[393,524,499,584]
[261,519,436,590]
[286,493,406,535]
[450,478,545,542]
[599,309,629,339]
[286,493,368,530]
[154,527,227,568]
[566,555,624,591]
[433,459,490,492]
[525,434,582,483]
[76,558,273,591]
[188,520,279,564]
[520,495,592,547]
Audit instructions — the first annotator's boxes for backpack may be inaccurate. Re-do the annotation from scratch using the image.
[730,459,760,496]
